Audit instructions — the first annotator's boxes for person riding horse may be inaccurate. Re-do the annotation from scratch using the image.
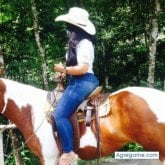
[53,7,99,165]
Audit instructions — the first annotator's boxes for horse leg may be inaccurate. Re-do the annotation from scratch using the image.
[41,157,59,165]
[34,150,59,165]
[26,135,59,165]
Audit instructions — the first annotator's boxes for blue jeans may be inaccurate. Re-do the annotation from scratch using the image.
[53,73,99,153]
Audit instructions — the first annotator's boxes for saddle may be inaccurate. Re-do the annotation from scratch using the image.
[45,86,109,155]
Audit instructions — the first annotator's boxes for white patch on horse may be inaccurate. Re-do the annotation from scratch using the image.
[80,127,97,148]
[98,98,110,117]
[113,87,165,123]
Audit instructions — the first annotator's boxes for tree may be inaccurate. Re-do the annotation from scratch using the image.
[31,0,48,90]
[9,129,24,165]
[0,49,5,77]
[147,0,160,87]
[1,1,164,162]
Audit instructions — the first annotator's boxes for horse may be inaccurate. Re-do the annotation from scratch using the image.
[0,78,165,165]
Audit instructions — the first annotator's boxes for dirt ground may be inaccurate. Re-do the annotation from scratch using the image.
[98,159,162,165]
[81,159,163,165]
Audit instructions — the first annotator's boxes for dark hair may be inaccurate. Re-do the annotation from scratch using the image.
[66,23,95,66]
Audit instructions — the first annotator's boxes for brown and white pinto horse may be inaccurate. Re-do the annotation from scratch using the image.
[0,78,165,165]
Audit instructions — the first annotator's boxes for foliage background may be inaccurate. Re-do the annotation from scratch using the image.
[0,0,165,164]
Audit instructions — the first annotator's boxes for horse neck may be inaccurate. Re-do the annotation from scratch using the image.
[4,100,34,132]
[0,79,47,133]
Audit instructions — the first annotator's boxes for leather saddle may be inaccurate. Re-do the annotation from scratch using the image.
[46,86,108,155]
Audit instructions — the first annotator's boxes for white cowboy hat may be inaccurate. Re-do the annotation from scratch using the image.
[55,7,96,35]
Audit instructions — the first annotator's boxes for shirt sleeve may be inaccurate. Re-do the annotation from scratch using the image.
[76,39,94,66]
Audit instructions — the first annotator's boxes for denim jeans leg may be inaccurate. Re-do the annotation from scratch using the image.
[53,74,99,153]
[54,85,82,152]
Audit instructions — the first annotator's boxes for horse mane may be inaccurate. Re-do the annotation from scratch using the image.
[1,78,46,92]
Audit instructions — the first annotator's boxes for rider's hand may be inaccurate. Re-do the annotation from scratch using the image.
[56,72,66,79]
[54,62,64,73]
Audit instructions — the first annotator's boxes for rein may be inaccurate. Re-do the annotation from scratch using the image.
[1,94,8,114]
[17,84,63,150]
[94,97,101,164]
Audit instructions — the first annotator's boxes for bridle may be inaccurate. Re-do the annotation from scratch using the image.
[1,94,8,114]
